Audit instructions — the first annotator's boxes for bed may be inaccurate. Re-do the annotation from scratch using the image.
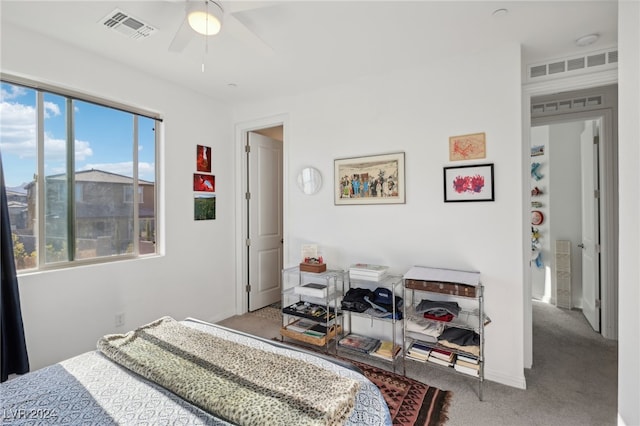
[1,317,391,425]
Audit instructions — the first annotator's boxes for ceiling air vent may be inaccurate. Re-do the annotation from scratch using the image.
[99,9,156,40]
[526,47,617,83]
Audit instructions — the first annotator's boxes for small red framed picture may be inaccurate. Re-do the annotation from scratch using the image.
[193,173,215,192]
[196,145,212,173]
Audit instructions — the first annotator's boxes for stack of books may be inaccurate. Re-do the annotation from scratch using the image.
[285,318,317,333]
[284,319,329,339]
[303,324,330,339]
[338,334,381,354]
[370,340,401,361]
[349,263,389,281]
[406,341,432,362]
[454,354,480,377]
[427,347,455,367]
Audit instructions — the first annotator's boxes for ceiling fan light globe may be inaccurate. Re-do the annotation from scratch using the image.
[188,11,222,35]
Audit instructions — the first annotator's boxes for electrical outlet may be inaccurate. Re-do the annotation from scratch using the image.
[115,312,125,327]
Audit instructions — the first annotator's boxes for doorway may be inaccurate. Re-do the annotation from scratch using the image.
[528,84,618,339]
[530,116,604,330]
[246,129,283,311]
[234,116,288,315]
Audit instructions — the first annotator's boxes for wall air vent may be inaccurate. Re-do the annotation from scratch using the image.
[531,94,603,116]
[99,9,156,40]
[587,53,607,67]
[530,64,547,78]
[567,57,585,71]
[526,47,617,83]
[548,61,565,74]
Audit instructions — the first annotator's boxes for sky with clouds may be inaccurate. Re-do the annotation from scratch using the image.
[1,82,155,188]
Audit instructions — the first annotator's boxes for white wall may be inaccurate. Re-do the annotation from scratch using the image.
[1,23,238,370]
[617,2,640,425]
[233,43,526,388]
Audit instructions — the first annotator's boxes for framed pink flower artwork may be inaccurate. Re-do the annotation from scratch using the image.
[443,163,494,202]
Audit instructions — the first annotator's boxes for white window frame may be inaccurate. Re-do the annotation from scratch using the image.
[1,73,161,271]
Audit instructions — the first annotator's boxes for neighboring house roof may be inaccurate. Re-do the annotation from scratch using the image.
[7,200,28,210]
[6,184,28,195]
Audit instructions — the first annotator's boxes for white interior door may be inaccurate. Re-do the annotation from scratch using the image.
[579,119,601,332]
[248,132,283,311]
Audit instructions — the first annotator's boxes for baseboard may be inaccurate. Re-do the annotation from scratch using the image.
[484,367,527,390]
[203,312,235,325]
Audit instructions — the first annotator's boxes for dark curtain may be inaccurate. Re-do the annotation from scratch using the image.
[0,149,30,382]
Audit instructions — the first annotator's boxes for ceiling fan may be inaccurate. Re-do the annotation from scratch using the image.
[168,0,274,55]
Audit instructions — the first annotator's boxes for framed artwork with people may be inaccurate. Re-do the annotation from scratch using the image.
[334,152,405,205]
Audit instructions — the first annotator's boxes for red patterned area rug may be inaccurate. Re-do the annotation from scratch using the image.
[273,339,451,426]
[347,358,451,426]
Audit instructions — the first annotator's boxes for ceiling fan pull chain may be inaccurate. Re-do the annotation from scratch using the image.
[201,0,209,72]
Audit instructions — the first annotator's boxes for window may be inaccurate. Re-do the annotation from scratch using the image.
[124,186,144,204]
[1,77,159,271]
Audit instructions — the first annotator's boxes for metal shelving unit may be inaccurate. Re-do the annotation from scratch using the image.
[338,273,404,373]
[279,266,344,353]
[402,267,488,401]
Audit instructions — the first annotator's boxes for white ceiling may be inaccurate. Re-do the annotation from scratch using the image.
[1,0,618,104]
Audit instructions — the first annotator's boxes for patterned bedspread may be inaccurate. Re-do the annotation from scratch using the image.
[1,318,391,426]
[98,317,359,426]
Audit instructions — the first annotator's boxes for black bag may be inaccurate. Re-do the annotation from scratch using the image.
[341,287,375,313]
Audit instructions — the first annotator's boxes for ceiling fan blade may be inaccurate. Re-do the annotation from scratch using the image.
[223,1,278,14]
[226,10,274,56]
[168,14,193,52]
[166,0,276,54]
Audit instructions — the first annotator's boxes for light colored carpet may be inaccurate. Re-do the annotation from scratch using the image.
[217,300,617,426]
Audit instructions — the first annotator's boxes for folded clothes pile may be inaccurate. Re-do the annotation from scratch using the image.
[363,287,404,320]
[342,287,404,319]
[405,314,445,343]
[437,327,480,356]
[415,299,460,322]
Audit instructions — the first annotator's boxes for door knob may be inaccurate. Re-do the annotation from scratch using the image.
[578,243,585,249]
